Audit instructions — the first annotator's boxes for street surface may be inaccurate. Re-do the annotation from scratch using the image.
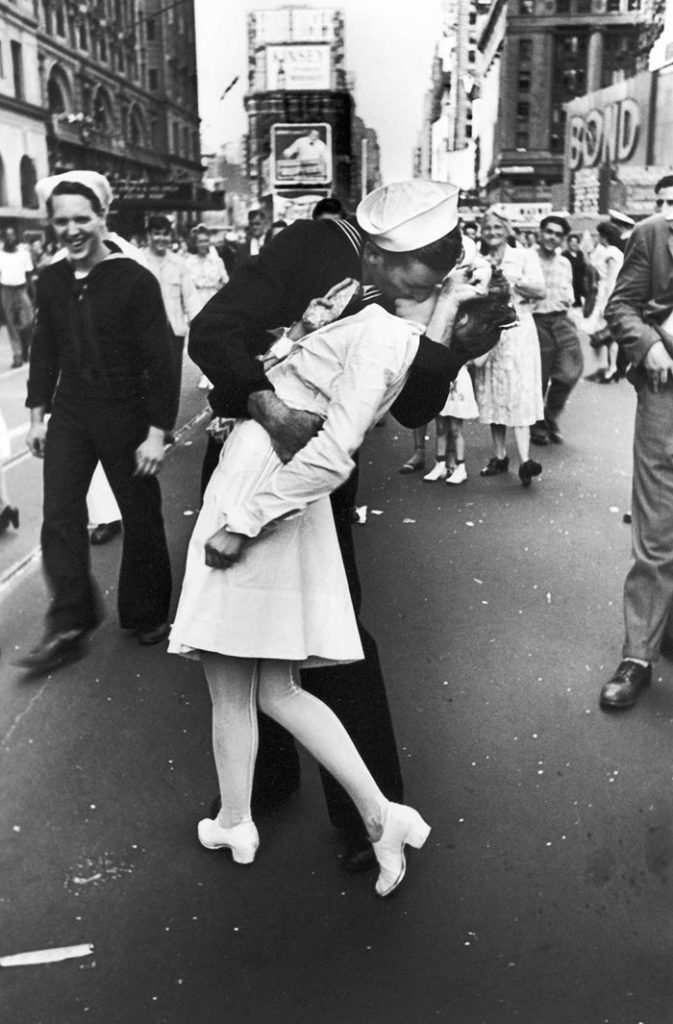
[1,327,672,1024]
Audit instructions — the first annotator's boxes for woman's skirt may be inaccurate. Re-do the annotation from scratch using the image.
[168,419,363,667]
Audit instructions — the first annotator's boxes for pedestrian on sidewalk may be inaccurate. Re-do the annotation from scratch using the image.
[170,262,489,895]
[17,171,174,673]
[144,215,196,431]
[0,227,35,368]
[474,207,546,487]
[530,214,584,446]
[188,180,504,874]
[599,206,673,711]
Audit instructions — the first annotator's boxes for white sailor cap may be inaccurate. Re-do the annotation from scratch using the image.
[357,180,460,252]
[36,170,113,212]
[608,208,635,229]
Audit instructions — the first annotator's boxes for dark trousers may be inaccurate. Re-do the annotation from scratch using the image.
[201,435,404,837]
[42,394,172,634]
[532,311,584,436]
[168,332,185,429]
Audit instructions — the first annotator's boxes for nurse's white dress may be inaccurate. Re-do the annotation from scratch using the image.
[169,305,423,668]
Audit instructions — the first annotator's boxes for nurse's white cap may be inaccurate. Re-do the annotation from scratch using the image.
[357,180,460,252]
[36,170,113,212]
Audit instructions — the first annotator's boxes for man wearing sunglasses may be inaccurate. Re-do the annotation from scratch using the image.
[530,214,584,446]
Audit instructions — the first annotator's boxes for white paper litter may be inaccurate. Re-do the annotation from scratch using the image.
[0,943,94,967]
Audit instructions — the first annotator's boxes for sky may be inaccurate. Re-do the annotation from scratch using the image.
[194,0,444,182]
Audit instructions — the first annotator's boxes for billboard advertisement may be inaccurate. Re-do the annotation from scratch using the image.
[265,43,331,90]
[271,123,332,187]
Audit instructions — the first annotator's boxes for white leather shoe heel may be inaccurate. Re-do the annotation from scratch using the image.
[197,818,259,864]
[423,462,448,482]
[372,802,431,897]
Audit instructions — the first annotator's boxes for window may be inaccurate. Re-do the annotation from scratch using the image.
[99,33,107,61]
[627,0,641,8]
[55,3,65,35]
[172,121,180,152]
[556,0,570,12]
[517,100,530,119]
[146,17,155,41]
[10,41,23,101]
[149,68,158,90]
[20,156,38,209]
[576,0,592,11]
[519,38,532,63]
[606,0,620,9]
[78,22,87,48]
[516,130,530,149]
[520,0,534,11]
[518,70,531,91]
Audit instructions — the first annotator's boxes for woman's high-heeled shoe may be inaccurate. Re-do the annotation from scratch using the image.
[0,505,19,535]
[371,802,431,897]
[197,818,259,864]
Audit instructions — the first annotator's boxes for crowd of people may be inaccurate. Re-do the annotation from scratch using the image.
[3,168,673,903]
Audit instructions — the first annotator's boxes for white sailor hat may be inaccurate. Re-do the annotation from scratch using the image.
[608,208,635,229]
[36,170,113,212]
[357,180,460,252]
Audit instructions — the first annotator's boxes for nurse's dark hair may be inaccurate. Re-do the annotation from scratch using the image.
[46,181,104,216]
[370,225,463,274]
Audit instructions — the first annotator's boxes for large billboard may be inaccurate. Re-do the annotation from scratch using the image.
[252,8,336,45]
[265,43,331,90]
[271,123,332,187]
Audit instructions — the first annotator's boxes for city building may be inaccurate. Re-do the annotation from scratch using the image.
[38,0,207,236]
[243,5,380,219]
[0,1,49,236]
[476,0,664,219]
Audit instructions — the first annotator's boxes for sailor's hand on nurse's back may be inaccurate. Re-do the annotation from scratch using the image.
[247,391,322,463]
[204,527,247,569]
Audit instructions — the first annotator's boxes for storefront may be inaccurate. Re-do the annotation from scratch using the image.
[565,67,673,223]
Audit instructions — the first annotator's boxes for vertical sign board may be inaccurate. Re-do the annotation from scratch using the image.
[271,123,333,188]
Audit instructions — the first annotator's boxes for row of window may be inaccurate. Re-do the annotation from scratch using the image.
[518,0,641,11]
[0,153,38,208]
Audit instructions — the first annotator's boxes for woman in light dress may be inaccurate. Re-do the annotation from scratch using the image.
[185,224,228,316]
[583,221,624,383]
[168,277,480,897]
[473,209,546,488]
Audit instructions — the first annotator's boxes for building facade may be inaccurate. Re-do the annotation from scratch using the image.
[34,0,204,236]
[244,5,380,219]
[477,0,664,209]
[0,1,49,234]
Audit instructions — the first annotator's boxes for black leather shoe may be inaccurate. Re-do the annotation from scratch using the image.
[480,455,509,477]
[14,628,89,672]
[599,660,652,710]
[518,459,542,487]
[341,834,378,874]
[137,622,170,645]
[0,505,19,535]
[90,521,122,545]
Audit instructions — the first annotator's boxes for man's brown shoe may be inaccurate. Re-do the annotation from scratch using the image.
[599,660,651,711]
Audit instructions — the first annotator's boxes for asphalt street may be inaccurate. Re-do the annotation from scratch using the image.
[1,331,672,1024]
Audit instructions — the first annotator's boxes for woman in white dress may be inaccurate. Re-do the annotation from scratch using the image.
[169,276,479,897]
[583,221,624,383]
[185,224,228,316]
[473,209,546,487]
